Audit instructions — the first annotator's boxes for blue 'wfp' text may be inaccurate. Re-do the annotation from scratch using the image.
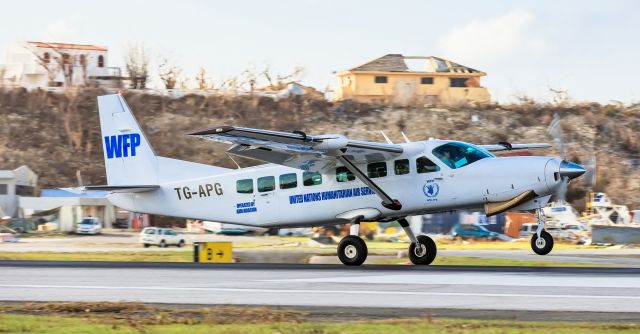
[104,133,142,159]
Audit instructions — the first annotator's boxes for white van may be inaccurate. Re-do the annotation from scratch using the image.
[139,227,185,248]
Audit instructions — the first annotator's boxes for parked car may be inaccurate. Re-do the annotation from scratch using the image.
[139,227,185,248]
[76,217,102,235]
[451,224,499,240]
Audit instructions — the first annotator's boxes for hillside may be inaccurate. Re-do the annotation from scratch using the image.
[0,88,638,210]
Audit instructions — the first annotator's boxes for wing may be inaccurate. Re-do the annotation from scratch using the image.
[480,142,552,152]
[188,126,403,171]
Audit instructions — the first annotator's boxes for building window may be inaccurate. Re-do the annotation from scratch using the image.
[236,179,253,194]
[450,78,469,87]
[0,184,7,195]
[97,55,104,68]
[374,76,388,84]
[367,162,387,178]
[279,173,297,190]
[336,166,355,182]
[394,159,410,175]
[62,53,71,65]
[416,156,441,173]
[15,185,35,196]
[257,176,275,192]
[303,171,322,186]
[43,52,50,64]
[421,77,434,85]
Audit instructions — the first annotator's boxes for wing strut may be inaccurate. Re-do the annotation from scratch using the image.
[336,156,402,211]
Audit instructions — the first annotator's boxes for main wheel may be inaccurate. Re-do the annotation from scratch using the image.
[337,235,368,266]
[409,235,437,265]
[177,240,185,248]
[531,230,554,255]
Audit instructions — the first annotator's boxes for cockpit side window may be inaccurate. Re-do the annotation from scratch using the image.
[432,142,492,169]
[416,156,440,174]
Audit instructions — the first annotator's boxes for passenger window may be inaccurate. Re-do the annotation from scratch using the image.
[394,159,410,175]
[303,171,322,186]
[236,179,253,194]
[367,162,387,178]
[257,176,275,192]
[279,173,297,189]
[416,156,441,173]
[336,166,355,182]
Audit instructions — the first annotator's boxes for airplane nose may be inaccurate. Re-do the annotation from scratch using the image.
[559,160,586,180]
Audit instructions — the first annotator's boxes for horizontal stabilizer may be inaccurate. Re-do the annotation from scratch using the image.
[83,185,160,193]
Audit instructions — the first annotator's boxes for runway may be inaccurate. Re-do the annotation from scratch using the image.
[1,261,639,317]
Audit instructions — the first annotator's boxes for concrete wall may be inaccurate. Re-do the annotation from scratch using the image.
[592,225,640,244]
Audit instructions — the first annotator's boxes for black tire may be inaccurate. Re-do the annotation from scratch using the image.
[409,235,437,265]
[337,235,368,266]
[159,240,167,248]
[177,240,185,248]
[143,243,150,248]
[531,230,554,255]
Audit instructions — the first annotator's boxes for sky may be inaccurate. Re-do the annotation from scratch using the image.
[1,0,639,103]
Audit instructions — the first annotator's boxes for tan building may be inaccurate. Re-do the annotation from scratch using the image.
[334,54,491,105]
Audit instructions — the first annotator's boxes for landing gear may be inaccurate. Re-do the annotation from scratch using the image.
[531,208,554,255]
[338,235,368,266]
[531,230,554,255]
[338,218,368,266]
[409,235,437,265]
[399,218,437,265]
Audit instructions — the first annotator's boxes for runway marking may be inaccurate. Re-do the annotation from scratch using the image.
[0,284,638,300]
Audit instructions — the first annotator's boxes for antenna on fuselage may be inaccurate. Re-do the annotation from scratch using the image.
[379,131,393,144]
[401,132,411,143]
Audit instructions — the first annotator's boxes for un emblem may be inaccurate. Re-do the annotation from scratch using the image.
[423,181,440,198]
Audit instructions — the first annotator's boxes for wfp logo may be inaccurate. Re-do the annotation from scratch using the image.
[423,180,440,198]
[104,133,142,159]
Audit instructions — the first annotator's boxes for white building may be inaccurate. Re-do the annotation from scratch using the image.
[0,41,122,89]
[20,190,117,232]
[0,166,38,218]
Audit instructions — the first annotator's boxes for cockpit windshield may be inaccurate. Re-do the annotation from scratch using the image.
[432,142,493,169]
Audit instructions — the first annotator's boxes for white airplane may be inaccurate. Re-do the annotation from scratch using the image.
[84,94,586,266]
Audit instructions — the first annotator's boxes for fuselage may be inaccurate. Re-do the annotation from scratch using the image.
[107,140,564,227]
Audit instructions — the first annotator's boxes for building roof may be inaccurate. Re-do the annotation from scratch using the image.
[27,41,108,52]
[347,54,484,75]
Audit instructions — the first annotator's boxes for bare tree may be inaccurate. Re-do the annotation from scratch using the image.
[26,43,65,86]
[157,55,181,89]
[195,67,209,90]
[261,65,274,87]
[125,43,150,89]
[240,69,257,92]
[277,65,305,86]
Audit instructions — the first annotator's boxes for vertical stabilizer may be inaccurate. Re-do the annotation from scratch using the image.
[98,94,158,185]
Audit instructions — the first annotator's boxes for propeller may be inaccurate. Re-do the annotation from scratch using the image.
[547,113,594,203]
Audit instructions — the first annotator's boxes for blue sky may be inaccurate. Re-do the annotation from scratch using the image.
[1,0,638,103]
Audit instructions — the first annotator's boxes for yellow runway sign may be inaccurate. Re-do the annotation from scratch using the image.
[194,242,233,263]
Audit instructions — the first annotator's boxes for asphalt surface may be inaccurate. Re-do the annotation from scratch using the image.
[1,261,639,319]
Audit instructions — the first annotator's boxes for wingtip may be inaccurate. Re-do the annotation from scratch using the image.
[187,126,234,136]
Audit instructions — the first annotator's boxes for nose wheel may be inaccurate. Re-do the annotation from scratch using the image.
[531,230,554,255]
[409,235,437,265]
